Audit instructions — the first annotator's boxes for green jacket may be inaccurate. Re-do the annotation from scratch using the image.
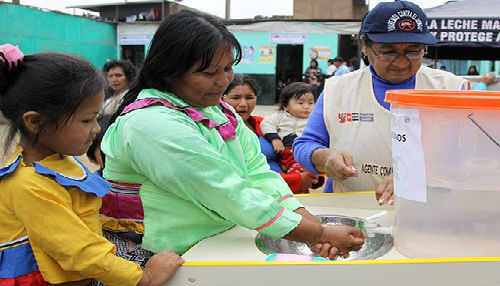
[101,89,303,254]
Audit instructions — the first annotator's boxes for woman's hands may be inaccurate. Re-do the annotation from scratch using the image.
[323,149,358,181]
[375,175,394,206]
[286,208,365,260]
[312,225,365,260]
[313,148,395,205]
[479,72,496,86]
[138,251,184,286]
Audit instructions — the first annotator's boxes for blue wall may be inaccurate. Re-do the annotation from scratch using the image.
[0,3,116,68]
[303,34,338,72]
[233,32,276,74]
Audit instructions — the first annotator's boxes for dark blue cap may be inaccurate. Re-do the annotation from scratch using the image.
[361,1,437,45]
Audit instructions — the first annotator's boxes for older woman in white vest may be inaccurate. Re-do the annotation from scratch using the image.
[293,1,468,205]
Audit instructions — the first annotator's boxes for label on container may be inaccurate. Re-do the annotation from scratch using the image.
[391,108,427,202]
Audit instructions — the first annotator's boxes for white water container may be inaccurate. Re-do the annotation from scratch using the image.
[386,90,500,258]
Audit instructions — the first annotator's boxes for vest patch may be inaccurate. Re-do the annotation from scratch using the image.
[338,112,374,123]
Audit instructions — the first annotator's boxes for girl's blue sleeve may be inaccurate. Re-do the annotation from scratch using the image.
[292,92,330,174]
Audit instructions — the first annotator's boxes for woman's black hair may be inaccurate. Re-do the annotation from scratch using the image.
[309,59,319,68]
[102,59,137,84]
[0,52,106,151]
[359,33,372,66]
[224,74,261,96]
[359,12,372,66]
[110,9,242,124]
[467,65,479,75]
[86,115,111,165]
[279,82,314,111]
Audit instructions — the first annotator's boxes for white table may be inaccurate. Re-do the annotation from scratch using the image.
[166,192,500,286]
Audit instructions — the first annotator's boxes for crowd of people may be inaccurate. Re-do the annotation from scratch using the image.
[304,56,358,99]
[0,1,497,285]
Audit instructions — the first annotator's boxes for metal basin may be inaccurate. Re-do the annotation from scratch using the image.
[255,215,393,260]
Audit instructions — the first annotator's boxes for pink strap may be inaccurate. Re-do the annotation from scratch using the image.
[121,98,238,141]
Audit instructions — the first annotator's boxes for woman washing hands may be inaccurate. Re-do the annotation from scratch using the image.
[102,10,364,260]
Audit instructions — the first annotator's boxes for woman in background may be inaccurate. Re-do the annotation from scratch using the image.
[223,74,321,193]
[101,60,137,115]
[467,65,479,76]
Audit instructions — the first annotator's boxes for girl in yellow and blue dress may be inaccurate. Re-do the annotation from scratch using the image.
[0,44,183,286]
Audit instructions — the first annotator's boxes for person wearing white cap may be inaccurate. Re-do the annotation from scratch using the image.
[293,1,468,204]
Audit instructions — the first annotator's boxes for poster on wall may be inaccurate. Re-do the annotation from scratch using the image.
[308,46,331,60]
[241,45,255,64]
[258,46,275,63]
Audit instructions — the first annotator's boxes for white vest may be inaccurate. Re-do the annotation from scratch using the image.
[323,66,467,192]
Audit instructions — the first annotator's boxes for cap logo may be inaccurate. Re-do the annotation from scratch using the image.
[399,19,416,31]
[387,9,423,32]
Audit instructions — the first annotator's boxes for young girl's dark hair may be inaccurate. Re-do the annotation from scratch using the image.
[224,74,261,96]
[111,9,242,124]
[279,82,314,111]
[0,53,106,150]
[86,115,111,165]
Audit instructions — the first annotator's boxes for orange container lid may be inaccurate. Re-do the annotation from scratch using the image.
[385,90,500,110]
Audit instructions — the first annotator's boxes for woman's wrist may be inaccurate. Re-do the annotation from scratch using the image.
[315,224,328,244]
[284,209,324,244]
[137,269,151,286]
[311,148,330,173]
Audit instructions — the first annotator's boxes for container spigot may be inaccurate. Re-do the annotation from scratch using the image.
[364,211,393,237]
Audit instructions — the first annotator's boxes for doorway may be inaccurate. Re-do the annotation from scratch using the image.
[338,34,360,69]
[276,44,303,103]
[121,45,145,67]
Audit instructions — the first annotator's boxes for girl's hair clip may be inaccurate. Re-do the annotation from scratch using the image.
[0,44,24,71]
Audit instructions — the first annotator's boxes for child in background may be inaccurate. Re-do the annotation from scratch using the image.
[0,44,182,286]
[223,74,321,194]
[86,115,147,264]
[260,82,324,191]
